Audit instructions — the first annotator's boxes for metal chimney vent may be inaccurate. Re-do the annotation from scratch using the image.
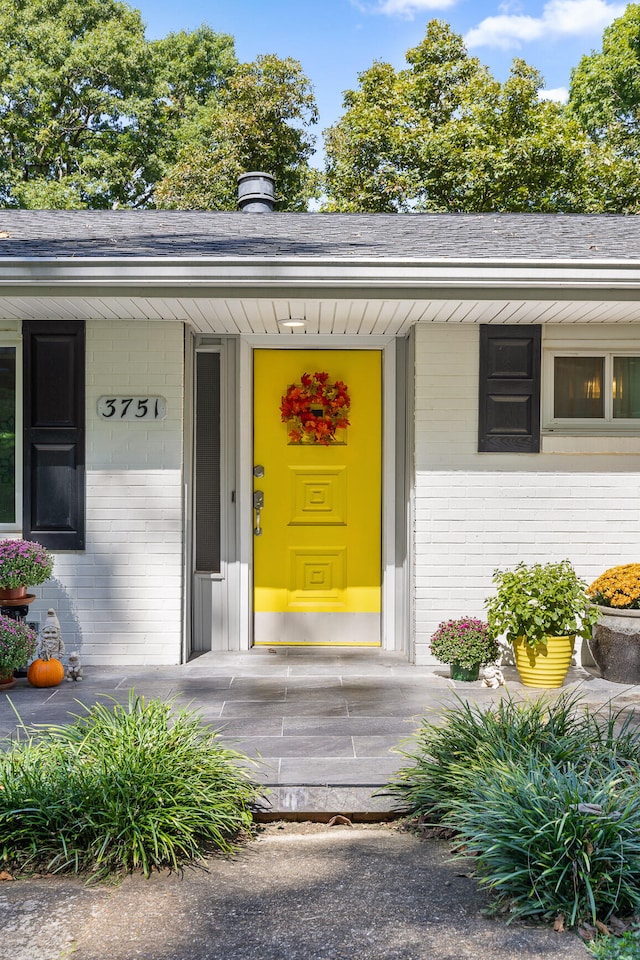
[237,172,275,213]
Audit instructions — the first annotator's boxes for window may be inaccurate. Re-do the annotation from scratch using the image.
[0,341,19,527]
[544,349,640,430]
[194,349,221,573]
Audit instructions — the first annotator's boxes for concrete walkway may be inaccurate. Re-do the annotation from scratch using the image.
[1,647,638,816]
[0,822,592,960]
[0,649,633,960]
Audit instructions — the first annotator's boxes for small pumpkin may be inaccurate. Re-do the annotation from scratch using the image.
[27,650,65,688]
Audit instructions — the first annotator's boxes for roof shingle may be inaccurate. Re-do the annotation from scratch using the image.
[0,211,638,260]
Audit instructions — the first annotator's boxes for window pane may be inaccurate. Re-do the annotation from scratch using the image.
[613,357,640,419]
[195,352,221,573]
[0,347,15,523]
[554,356,604,419]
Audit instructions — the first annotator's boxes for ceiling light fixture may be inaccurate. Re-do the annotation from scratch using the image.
[278,317,306,329]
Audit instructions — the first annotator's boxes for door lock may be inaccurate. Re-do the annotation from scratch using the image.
[253,490,264,536]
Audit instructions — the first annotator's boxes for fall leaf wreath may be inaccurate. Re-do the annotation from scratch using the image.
[280,371,351,445]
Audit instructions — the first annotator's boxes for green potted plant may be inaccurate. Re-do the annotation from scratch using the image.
[485,560,598,688]
[0,613,37,689]
[0,538,54,600]
[429,617,499,681]
[587,564,640,683]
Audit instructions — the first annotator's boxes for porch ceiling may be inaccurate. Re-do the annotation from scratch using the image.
[0,293,638,335]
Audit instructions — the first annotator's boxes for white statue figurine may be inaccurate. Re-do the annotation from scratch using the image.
[66,651,83,681]
[481,665,505,689]
[36,608,65,660]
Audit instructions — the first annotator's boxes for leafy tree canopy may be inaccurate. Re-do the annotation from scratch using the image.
[0,0,164,208]
[570,3,640,142]
[152,26,237,110]
[568,3,640,211]
[323,20,628,213]
[156,54,318,211]
[3,3,637,213]
[0,0,317,209]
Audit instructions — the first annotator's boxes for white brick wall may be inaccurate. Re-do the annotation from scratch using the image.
[33,320,185,665]
[413,322,640,665]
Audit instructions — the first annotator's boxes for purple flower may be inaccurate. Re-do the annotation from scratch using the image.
[0,539,53,589]
[0,614,37,673]
[430,616,499,670]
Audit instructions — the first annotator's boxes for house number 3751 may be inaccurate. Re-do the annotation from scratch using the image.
[97,397,167,421]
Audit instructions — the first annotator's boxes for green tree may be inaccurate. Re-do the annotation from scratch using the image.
[324,20,611,213]
[0,0,164,208]
[0,1,318,210]
[149,25,239,186]
[569,3,640,212]
[153,26,237,111]
[156,54,318,211]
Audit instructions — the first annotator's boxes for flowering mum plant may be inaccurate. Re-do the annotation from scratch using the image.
[485,560,598,649]
[0,538,54,589]
[0,614,37,674]
[429,617,499,669]
[280,372,350,445]
[587,564,640,609]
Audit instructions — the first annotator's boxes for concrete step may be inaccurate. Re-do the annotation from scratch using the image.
[256,784,403,821]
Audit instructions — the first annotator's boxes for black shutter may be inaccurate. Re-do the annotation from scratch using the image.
[478,325,541,453]
[23,321,85,549]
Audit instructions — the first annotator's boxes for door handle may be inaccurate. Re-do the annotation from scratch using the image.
[253,490,264,536]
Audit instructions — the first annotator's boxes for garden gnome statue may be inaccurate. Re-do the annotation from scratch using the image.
[36,608,65,660]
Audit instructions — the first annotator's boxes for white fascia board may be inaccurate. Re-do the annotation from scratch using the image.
[2,256,640,296]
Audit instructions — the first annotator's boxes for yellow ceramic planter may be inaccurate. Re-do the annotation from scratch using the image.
[513,635,575,688]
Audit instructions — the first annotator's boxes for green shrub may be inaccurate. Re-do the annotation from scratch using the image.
[449,760,640,926]
[486,559,598,648]
[387,691,640,820]
[589,931,640,960]
[0,691,260,878]
[387,692,640,926]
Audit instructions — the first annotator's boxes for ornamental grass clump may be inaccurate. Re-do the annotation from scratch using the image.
[486,559,598,648]
[449,760,640,926]
[386,692,640,927]
[0,615,37,676]
[0,691,261,879]
[0,538,53,589]
[387,690,640,819]
[588,564,640,610]
[429,617,499,669]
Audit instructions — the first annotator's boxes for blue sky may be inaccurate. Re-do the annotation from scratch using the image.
[136,0,627,159]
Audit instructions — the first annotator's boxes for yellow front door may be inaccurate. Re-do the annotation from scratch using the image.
[253,349,381,645]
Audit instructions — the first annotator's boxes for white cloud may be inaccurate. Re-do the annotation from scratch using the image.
[466,14,544,48]
[465,0,626,49]
[497,0,527,13]
[538,86,570,102]
[357,0,458,18]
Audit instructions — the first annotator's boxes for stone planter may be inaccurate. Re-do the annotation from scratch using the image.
[589,606,640,684]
